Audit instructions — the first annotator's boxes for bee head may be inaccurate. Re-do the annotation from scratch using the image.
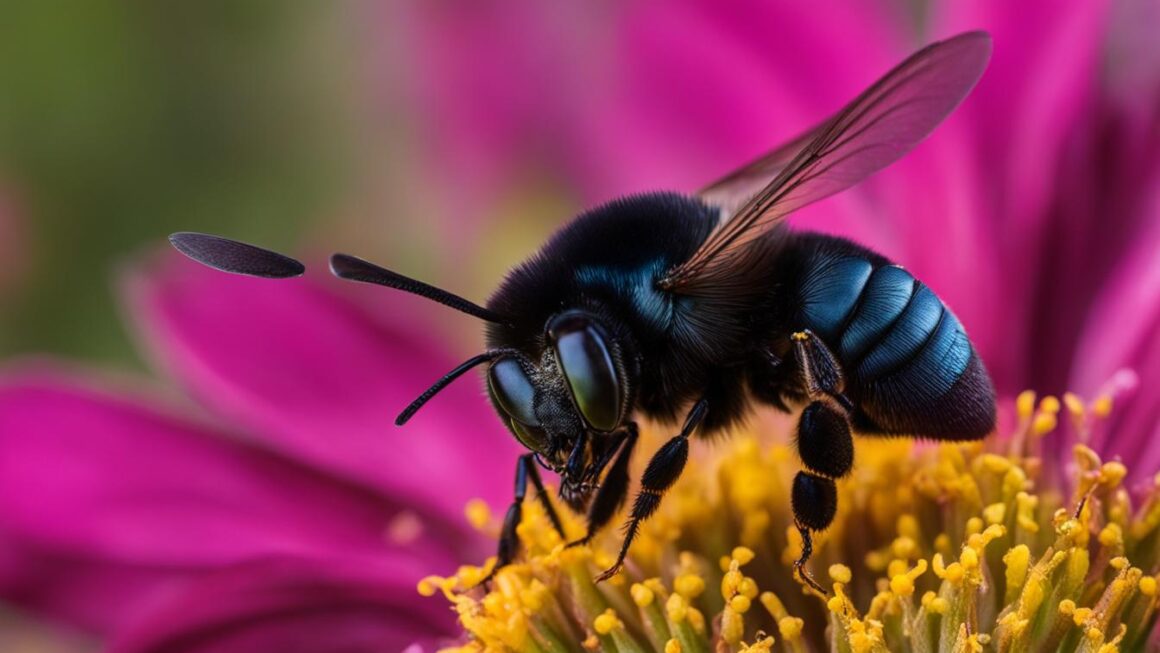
[486,311,631,460]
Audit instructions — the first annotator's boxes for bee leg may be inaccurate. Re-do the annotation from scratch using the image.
[791,470,838,595]
[788,331,852,594]
[791,329,854,477]
[797,401,854,479]
[525,455,568,539]
[790,329,848,401]
[566,423,639,549]
[479,453,564,586]
[595,399,709,582]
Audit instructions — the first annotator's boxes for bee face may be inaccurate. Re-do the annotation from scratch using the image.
[486,311,628,463]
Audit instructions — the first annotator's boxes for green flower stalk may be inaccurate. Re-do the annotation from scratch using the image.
[422,392,1160,652]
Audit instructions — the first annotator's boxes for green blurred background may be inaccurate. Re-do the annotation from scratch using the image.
[0,3,415,648]
[0,2,363,365]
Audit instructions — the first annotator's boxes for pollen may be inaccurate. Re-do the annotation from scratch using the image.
[1063,392,1085,418]
[416,575,441,597]
[1016,388,1036,417]
[592,609,622,635]
[778,616,804,639]
[673,573,704,599]
[428,389,1160,653]
[464,498,492,531]
[888,559,926,596]
[1140,576,1158,596]
[1031,412,1057,436]
[630,582,655,607]
[829,563,853,584]
[1092,394,1114,417]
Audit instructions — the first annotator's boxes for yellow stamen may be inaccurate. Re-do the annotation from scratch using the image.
[464,499,492,531]
[829,563,853,584]
[631,582,655,607]
[593,609,622,635]
[1092,395,1113,417]
[426,390,1158,652]
[1016,390,1036,420]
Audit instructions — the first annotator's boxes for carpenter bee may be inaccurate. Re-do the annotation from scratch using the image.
[169,31,997,592]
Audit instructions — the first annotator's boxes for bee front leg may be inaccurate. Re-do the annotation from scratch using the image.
[480,453,565,586]
[595,399,708,582]
[566,423,639,549]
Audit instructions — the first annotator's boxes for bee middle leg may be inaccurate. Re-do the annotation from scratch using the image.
[481,453,566,585]
[789,330,855,594]
[595,399,708,582]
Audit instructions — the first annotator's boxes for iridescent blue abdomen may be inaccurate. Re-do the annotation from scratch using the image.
[792,236,992,439]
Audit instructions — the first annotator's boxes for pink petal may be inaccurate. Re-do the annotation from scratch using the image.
[1069,176,1160,471]
[934,0,1113,386]
[581,0,909,198]
[369,2,611,241]
[0,531,191,635]
[0,365,468,632]
[108,556,454,653]
[374,0,911,224]
[937,0,1111,238]
[127,252,521,517]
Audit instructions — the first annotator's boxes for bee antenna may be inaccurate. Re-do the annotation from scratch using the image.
[330,253,507,324]
[169,232,305,278]
[396,351,501,426]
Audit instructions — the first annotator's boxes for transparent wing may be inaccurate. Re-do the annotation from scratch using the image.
[666,31,992,291]
[696,126,819,221]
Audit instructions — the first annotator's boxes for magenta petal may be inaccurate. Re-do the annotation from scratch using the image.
[1069,180,1160,471]
[580,0,908,198]
[0,365,472,635]
[108,556,454,653]
[127,253,520,515]
[0,531,195,635]
[0,365,464,568]
[937,0,1111,233]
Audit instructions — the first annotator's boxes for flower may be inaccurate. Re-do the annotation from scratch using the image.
[427,392,1160,652]
[0,252,520,650]
[381,0,1160,477]
[3,2,1158,652]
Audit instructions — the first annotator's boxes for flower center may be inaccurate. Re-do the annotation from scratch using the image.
[421,392,1160,652]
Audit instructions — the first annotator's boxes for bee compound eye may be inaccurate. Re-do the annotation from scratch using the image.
[553,322,622,432]
[487,356,540,428]
[510,419,550,453]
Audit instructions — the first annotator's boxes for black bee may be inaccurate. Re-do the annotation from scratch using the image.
[169,31,997,592]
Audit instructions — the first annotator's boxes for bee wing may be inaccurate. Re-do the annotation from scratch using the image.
[666,31,992,291]
[696,126,819,221]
